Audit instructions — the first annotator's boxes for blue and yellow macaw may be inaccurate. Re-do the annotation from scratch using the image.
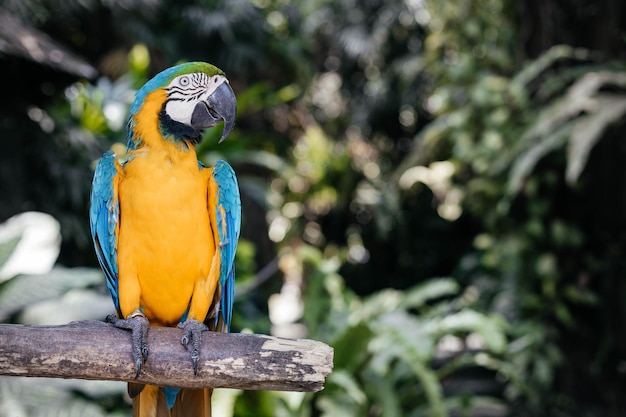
[89,62,241,417]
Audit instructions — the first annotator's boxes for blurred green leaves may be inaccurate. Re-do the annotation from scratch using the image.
[318,276,510,417]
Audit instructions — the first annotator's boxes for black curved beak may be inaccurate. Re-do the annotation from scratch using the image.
[190,81,237,143]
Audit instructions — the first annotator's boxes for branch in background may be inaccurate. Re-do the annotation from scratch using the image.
[0,11,97,78]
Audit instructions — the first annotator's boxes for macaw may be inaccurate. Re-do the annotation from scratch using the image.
[89,62,241,417]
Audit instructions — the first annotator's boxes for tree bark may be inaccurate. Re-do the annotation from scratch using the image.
[0,320,333,392]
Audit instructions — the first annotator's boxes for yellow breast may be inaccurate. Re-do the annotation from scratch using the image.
[116,89,216,326]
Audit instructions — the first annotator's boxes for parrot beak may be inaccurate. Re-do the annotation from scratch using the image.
[190,81,237,143]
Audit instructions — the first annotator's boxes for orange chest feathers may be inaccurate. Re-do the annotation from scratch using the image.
[116,146,215,325]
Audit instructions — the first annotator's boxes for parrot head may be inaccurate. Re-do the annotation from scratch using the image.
[127,62,236,150]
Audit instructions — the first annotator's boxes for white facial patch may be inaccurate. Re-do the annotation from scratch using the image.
[164,73,229,125]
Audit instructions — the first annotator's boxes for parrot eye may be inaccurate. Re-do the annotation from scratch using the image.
[179,76,190,87]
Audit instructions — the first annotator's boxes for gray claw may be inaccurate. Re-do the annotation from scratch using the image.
[106,312,149,378]
[177,318,208,375]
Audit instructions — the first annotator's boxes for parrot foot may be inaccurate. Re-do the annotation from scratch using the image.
[106,312,149,379]
[177,318,208,375]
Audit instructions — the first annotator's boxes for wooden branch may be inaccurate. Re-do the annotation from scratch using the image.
[0,320,333,392]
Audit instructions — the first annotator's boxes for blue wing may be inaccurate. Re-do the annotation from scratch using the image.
[89,151,121,313]
[211,160,241,332]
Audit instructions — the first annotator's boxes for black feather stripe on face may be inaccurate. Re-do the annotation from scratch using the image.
[158,106,203,145]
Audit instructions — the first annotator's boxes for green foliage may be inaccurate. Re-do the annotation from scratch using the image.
[391,1,626,414]
[0,267,103,322]
[0,376,128,417]
[0,250,127,415]
[315,274,509,417]
[231,244,511,416]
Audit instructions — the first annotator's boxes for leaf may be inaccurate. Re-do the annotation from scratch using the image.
[370,311,446,416]
[490,93,577,178]
[352,288,404,321]
[511,45,592,91]
[331,322,373,371]
[435,309,507,354]
[351,278,459,323]
[0,237,20,272]
[507,122,572,196]
[317,371,367,417]
[442,395,508,417]
[505,70,626,191]
[0,212,61,282]
[327,371,367,405]
[567,71,626,100]
[0,267,103,321]
[373,311,434,363]
[400,277,460,310]
[19,289,113,325]
[495,70,626,190]
[566,94,626,183]
[361,372,403,417]
[0,376,123,417]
